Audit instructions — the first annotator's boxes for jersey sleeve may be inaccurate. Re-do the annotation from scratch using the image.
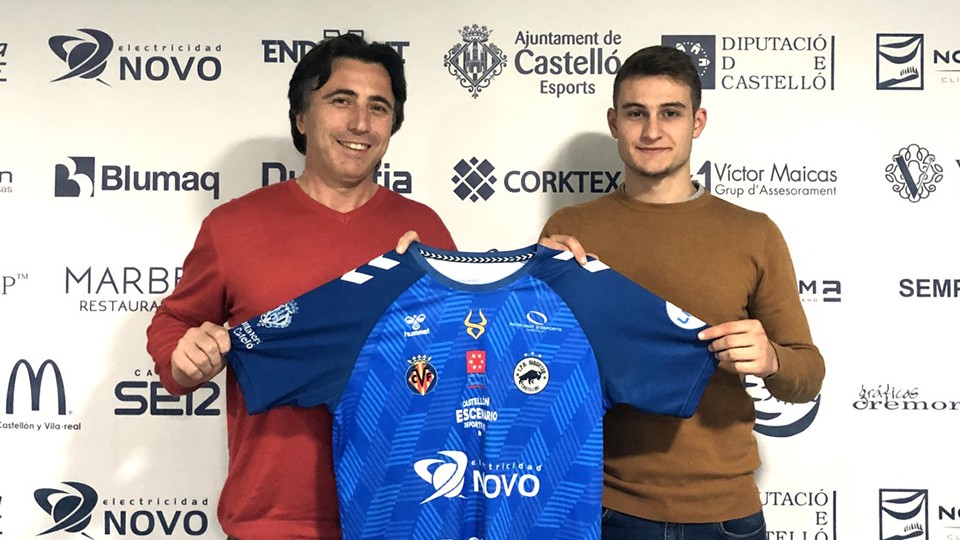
[226,251,424,414]
[535,251,716,418]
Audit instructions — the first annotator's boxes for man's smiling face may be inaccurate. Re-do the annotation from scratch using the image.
[296,57,396,189]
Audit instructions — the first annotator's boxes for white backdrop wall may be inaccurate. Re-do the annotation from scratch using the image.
[1,1,958,538]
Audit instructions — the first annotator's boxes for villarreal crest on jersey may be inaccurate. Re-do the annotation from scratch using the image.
[227,243,716,540]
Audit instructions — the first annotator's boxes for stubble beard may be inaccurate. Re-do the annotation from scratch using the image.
[633,159,687,182]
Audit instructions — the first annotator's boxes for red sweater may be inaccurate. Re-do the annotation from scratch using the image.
[147,180,455,540]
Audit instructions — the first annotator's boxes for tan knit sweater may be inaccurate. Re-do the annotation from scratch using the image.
[542,188,824,523]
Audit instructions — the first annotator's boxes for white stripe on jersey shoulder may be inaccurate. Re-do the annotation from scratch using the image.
[368,256,400,270]
[552,250,609,273]
[583,260,609,273]
[339,254,400,284]
[341,270,374,284]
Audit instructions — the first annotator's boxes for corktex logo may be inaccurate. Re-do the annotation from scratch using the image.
[451,156,620,203]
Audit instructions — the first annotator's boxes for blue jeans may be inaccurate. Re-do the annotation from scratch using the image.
[601,507,766,540]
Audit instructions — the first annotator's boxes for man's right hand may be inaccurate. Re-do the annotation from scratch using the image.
[171,321,231,387]
[395,230,420,254]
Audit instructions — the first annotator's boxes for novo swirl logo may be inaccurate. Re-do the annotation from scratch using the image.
[34,481,98,538]
[414,450,468,504]
[49,29,114,86]
[747,376,820,437]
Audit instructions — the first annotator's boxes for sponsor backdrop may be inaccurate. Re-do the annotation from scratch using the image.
[1,0,958,538]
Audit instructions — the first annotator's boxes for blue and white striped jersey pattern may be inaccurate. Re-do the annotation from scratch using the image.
[227,243,716,540]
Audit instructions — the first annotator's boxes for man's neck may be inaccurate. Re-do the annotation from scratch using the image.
[622,170,697,204]
[296,172,379,212]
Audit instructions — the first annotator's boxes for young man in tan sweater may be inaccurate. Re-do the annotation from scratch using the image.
[541,45,824,539]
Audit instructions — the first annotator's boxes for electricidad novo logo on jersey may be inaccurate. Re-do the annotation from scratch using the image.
[414,451,543,504]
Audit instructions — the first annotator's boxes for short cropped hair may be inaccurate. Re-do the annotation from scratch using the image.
[613,46,702,111]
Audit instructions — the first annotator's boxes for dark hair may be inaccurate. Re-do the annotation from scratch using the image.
[612,46,702,111]
[287,34,406,155]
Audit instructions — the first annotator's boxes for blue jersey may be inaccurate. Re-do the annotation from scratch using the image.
[227,243,716,540]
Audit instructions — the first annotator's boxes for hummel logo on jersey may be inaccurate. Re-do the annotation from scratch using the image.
[464,309,487,339]
[404,313,430,337]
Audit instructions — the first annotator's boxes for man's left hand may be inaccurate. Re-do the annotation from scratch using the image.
[698,319,780,378]
[539,234,588,265]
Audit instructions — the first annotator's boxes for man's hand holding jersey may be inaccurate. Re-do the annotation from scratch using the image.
[171,321,232,387]
[699,319,780,379]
